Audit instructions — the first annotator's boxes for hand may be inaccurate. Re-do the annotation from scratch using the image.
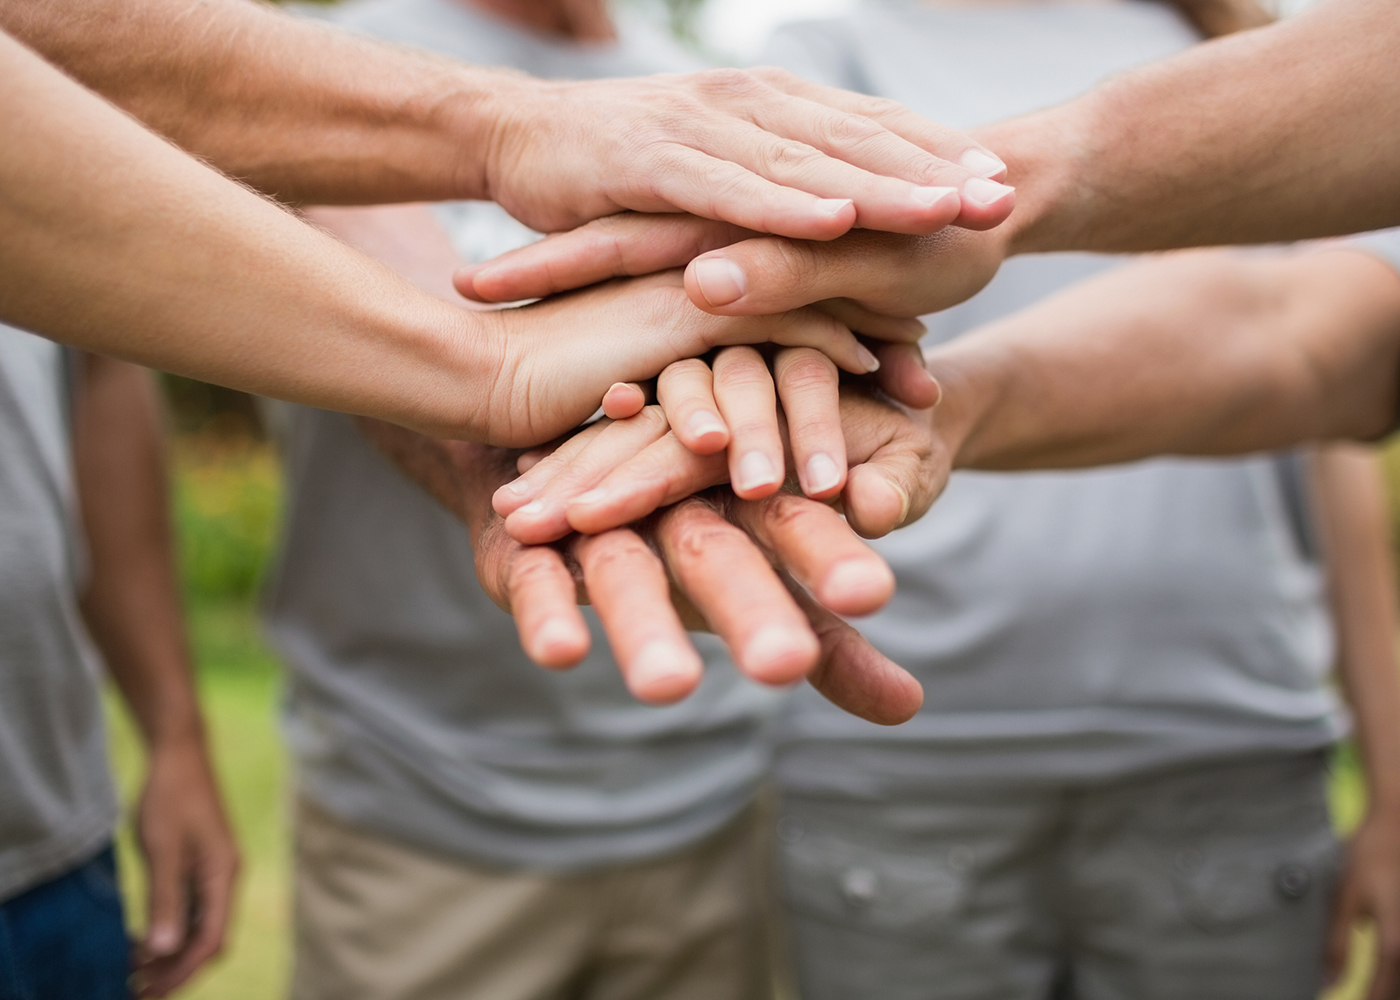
[1328,808,1400,1000]
[455,212,1010,323]
[359,423,922,723]
[496,362,949,546]
[472,270,884,447]
[480,67,1015,239]
[131,739,239,998]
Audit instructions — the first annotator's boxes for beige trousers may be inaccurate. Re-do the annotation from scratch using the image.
[291,797,775,1000]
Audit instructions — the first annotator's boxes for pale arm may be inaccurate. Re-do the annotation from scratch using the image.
[0,0,1011,236]
[73,355,238,999]
[1313,445,1400,1000]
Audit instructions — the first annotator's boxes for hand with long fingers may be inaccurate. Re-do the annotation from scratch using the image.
[454,212,1010,323]
[483,66,1014,239]
[495,345,946,547]
[358,418,922,724]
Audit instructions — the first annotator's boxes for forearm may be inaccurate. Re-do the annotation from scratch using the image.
[1,0,509,204]
[75,356,204,750]
[0,32,495,438]
[929,248,1400,470]
[982,0,1400,254]
[1313,445,1400,816]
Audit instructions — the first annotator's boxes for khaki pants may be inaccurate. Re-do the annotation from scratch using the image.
[292,797,775,1000]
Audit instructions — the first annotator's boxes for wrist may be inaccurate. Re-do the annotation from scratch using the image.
[973,96,1103,257]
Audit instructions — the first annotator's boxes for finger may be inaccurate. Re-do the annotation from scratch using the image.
[575,529,704,703]
[871,341,942,411]
[732,492,895,617]
[494,420,610,516]
[567,433,729,535]
[773,348,845,500]
[712,117,966,236]
[753,68,1014,226]
[506,407,671,544]
[143,831,187,961]
[713,347,786,500]
[1327,878,1361,987]
[657,359,728,455]
[647,146,860,241]
[790,586,923,725]
[601,382,647,420]
[144,846,238,997]
[815,298,927,344]
[506,544,592,667]
[456,214,754,303]
[1371,894,1400,1000]
[658,499,819,686]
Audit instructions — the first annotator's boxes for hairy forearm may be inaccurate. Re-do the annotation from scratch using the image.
[75,356,204,749]
[0,32,495,438]
[982,0,1400,254]
[0,0,511,204]
[929,249,1400,470]
[1313,445,1400,815]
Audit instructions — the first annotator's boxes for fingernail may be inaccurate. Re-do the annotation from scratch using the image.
[630,640,702,700]
[503,478,533,497]
[686,411,727,443]
[692,257,747,307]
[148,925,181,955]
[961,149,1007,178]
[517,500,546,516]
[805,453,842,494]
[534,618,581,664]
[735,451,780,493]
[573,487,608,506]
[962,177,1016,210]
[823,557,896,611]
[857,343,881,373]
[743,624,818,682]
[911,185,958,209]
[815,197,853,218]
[894,317,928,340]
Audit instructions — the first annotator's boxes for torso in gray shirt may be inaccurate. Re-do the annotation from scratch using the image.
[0,327,115,901]
[766,0,1347,795]
[263,0,785,872]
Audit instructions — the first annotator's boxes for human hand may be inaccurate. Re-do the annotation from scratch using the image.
[1328,808,1400,1000]
[496,351,948,546]
[455,212,1010,323]
[479,67,1014,240]
[471,270,899,447]
[131,738,239,998]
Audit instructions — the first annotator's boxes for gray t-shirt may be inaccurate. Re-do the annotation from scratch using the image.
[263,0,784,872]
[767,0,1349,795]
[0,326,115,901]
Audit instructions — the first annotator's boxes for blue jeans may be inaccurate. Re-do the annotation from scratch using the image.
[0,845,130,1000]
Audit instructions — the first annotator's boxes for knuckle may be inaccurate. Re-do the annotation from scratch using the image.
[816,112,885,150]
[776,348,838,390]
[763,139,824,175]
[693,67,761,99]
[671,520,744,562]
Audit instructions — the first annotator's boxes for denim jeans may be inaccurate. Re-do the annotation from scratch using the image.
[0,845,130,1000]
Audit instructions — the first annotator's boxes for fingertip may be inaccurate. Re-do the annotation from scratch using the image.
[961,148,1008,181]
[956,178,1016,230]
[626,640,704,703]
[146,924,182,958]
[452,265,488,302]
[876,343,940,410]
[493,477,537,516]
[601,382,647,420]
[818,556,896,617]
[845,467,911,538]
[741,624,820,685]
[688,256,748,308]
[681,411,729,454]
[529,617,590,668]
[732,451,783,499]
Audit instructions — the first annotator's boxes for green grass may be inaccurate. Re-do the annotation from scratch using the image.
[101,436,1394,999]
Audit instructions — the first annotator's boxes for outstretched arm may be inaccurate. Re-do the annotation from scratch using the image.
[0,0,1011,237]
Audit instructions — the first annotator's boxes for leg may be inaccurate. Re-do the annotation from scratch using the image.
[291,797,591,1000]
[585,802,776,1000]
[1065,752,1339,1000]
[0,845,130,1000]
[776,788,1064,1000]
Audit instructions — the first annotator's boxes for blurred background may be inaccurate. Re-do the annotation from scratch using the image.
[101,0,1377,997]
